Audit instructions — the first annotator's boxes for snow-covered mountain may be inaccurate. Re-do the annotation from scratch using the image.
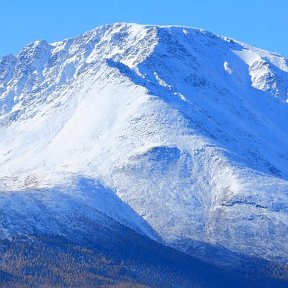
[1,23,288,267]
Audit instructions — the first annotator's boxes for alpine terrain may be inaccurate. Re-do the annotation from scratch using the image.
[0,23,288,287]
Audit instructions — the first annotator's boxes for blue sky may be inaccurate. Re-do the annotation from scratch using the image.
[0,0,287,57]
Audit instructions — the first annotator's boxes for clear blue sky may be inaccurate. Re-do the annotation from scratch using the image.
[0,0,287,58]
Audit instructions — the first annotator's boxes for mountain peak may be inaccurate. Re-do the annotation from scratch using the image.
[0,23,288,269]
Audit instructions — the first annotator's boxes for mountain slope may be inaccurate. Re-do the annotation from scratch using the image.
[2,227,288,288]
[0,23,288,272]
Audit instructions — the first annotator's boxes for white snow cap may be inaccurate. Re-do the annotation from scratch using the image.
[0,23,288,265]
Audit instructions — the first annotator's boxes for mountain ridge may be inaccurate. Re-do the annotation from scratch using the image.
[0,23,288,271]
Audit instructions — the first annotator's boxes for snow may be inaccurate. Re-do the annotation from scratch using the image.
[0,23,288,264]
[223,61,232,74]
[0,176,159,241]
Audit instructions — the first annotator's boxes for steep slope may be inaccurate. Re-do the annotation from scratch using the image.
[0,23,288,271]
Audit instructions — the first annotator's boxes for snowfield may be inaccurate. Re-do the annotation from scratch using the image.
[0,23,288,265]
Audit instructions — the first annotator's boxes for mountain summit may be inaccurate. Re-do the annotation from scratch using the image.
[0,23,288,271]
